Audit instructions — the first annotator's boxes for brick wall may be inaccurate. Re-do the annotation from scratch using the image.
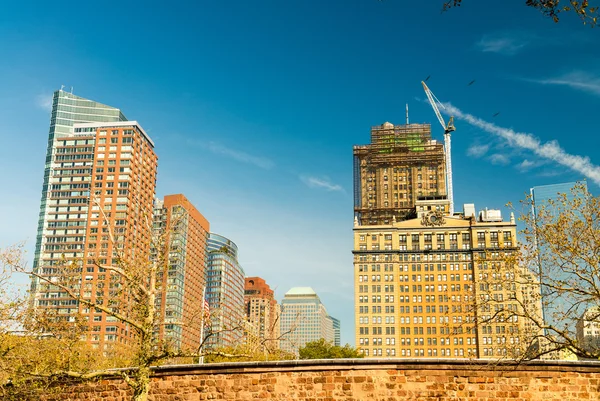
[46,358,600,400]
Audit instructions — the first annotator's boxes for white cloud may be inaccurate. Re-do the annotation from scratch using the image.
[35,94,53,111]
[488,153,510,165]
[300,175,343,192]
[444,103,600,185]
[476,33,531,55]
[467,144,489,158]
[516,159,535,171]
[526,71,600,97]
[205,141,274,169]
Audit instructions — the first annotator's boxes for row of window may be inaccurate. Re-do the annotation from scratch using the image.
[358,284,474,294]
[358,263,473,273]
[360,348,474,357]
[359,273,473,282]
[360,232,512,242]
[357,254,472,264]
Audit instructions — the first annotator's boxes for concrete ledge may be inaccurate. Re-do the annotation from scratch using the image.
[151,357,600,376]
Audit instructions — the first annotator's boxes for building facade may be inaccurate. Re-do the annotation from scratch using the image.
[33,89,127,285]
[353,122,447,225]
[530,181,588,216]
[331,316,341,346]
[244,277,280,350]
[352,121,541,359]
[353,200,536,358]
[279,287,338,355]
[205,233,245,349]
[31,97,158,350]
[153,194,210,351]
[530,181,588,330]
[576,307,600,354]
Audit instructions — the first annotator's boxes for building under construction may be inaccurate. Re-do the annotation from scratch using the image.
[353,122,447,225]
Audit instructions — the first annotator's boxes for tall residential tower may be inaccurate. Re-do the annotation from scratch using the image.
[205,233,245,349]
[153,194,210,351]
[33,90,127,280]
[32,99,158,349]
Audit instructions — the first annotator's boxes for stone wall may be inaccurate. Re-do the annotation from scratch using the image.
[47,358,600,400]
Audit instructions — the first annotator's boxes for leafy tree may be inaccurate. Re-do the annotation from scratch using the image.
[471,184,600,360]
[0,208,259,400]
[442,0,598,26]
[0,200,298,400]
[204,344,295,363]
[298,338,363,359]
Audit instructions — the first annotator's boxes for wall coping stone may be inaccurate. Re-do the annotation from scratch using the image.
[146,358,600,377]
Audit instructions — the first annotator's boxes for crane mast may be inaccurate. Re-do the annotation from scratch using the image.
[421,81,456,216]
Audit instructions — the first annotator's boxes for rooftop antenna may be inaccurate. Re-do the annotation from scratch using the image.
[70,86,74,94]
[406,103,409,125]
[60,85,65,91]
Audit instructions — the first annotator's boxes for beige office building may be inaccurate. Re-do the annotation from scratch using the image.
[353,121,540,359]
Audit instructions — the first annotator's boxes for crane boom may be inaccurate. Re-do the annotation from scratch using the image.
[422,82,446,131]
[421,81,456,216]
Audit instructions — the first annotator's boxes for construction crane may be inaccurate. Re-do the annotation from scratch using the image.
[422,81,456,216]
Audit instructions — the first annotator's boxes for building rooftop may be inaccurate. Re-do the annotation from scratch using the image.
[73,121,154,147]
[285,287,317,296]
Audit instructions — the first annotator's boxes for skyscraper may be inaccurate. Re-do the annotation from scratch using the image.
[279,287,338,355]
[530,181,587,217]
[353,122,447,226]
[530,181,588,332]
[330,316,341,347]
[244,277,280,350]
[205,233,245,349]
[352,121,540,359]
[31,96,158,349]
[33,90,127,280]
[153,194,210,351]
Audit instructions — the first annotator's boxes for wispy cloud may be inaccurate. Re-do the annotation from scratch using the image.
[35,94,52,111]
[300,175,343,192]
[489,153,510,165]
[467,144,489,158]
[444,103,600,185]
[205,141,274,169]
[516,159,535,172]
[476,32,531,55]
[526,71,600,97]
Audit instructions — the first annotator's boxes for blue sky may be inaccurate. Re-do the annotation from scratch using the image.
[1,0,599,345]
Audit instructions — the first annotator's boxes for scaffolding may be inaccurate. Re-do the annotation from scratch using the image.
[353,122,447,226]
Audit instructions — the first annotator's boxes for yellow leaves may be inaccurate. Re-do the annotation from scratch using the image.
[445,0,598,26]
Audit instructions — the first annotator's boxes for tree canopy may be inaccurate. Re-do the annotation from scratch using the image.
[298,339,363,359]
[442,0,598,26]
[473,184,600,360]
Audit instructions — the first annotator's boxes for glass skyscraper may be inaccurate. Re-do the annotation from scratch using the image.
[153,194,210,351]
[530,181,588,220]
[205,233,245,349]
[33,90,127,278]
[31,89,158,350]
[530,180,588,333]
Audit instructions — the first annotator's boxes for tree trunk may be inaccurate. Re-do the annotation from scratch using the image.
[131,366,150,401]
